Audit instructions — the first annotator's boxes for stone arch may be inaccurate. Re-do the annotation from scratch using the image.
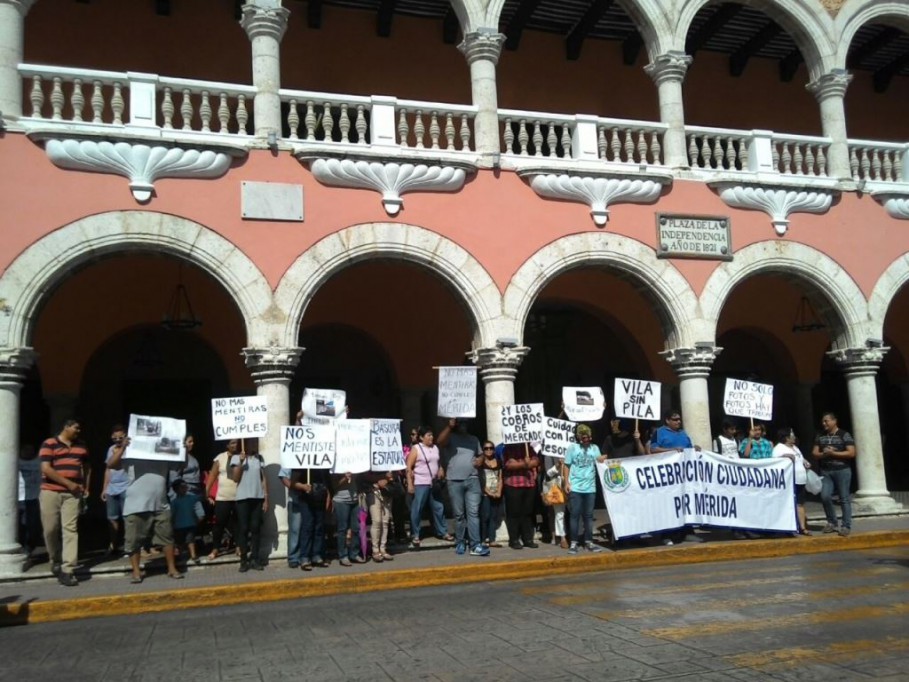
[699,241,869,349]
[502,233,702,349]
[868,252,909,340]
[674,0,834,79]
[0,211,275,350]
[273,222,504,349]
[835,1,909,68]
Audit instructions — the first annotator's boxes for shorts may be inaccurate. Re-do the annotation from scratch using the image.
[174,527,197,547]
[106,492,126,521]
[795,484,806,505]
[125,510,174,553]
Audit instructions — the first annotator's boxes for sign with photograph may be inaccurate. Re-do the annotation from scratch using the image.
[126,414,186,462]
[723,378,774,421]
[613,379,661,421]
[332,419,372,474]
[211,396,268,439]
[501,403,545,445]
[370,419,405,471]
[437,366,477,418]
[280,425,336,470]
[301,388,347,425]
[562,386,605,422]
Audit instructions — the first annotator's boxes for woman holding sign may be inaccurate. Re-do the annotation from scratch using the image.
[405,426,452,547]
[562,424,607,554]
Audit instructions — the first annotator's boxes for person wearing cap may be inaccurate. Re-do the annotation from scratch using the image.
[562,424,607,555]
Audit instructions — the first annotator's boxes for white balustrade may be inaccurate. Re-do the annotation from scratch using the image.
[500,110,575,158]
[848,140,909,183]
[686,125,752,171]
[596,117,667,165]
[396,100,475,152]
[771,133,830,177]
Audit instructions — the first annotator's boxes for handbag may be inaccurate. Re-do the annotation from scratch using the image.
[418,445,446,495]
[542,477,565,506]
[805,469,823,495]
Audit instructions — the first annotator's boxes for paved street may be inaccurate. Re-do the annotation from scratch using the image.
[4,545,908,681]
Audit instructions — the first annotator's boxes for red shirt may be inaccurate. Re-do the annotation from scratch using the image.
[502,444,539,489]
[39,437,88,492]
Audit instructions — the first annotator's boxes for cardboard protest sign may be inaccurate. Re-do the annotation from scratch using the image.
[541,416,576,459]
[301,388,347,425]
[211,396,268,440]
[126,414,186,462]
[501,403,545,445]
[370,419,405,471]
[332,419,372,474]
[437,366,477,418]
[723,378,773,421]
[562,386,605,422]
[613,379,661,421]
[280,424,336,469]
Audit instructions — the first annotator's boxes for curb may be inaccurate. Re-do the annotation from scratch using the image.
[3,529,907,627]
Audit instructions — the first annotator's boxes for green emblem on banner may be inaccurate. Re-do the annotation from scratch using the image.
[603,463,631,493]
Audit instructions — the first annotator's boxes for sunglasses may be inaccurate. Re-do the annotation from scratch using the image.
[483,446,495,451]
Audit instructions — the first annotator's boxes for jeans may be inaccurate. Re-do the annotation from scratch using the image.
[569,491,596,545]
[480,494,502,543]
[410,485,447,540]
[820,467,852,529]
[236,498,264,563]
[300,502,325,562]
[449,477,482,547]
[334,500,360,560]
[286,496,303,565]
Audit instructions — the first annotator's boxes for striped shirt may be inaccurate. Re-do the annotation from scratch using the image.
[39,437,88,492]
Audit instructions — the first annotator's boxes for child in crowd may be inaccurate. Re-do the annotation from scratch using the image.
[171,479,205,564]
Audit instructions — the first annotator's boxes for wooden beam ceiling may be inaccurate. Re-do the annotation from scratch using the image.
[377,0,397,38]
[729,20,782,76]
[505,0,544,51]
[686,3,741,57]
[442,6,459,44]
[874,51,909,92]
[566,0,613,61]
[848,27,901,69]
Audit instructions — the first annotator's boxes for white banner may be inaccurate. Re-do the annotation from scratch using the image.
[597,449,796,539]
[723,378,774,421]
[501,403,545,445]
[613,379,661,421]
[562,386,605,422]
[211,396,268,440]
[370,419,405,471]
[333,419,372,473]
[540,416,577,459]
[437,366,477,418]
[126,414,186,462]
[301,388,347,424]
[280,425,336,469]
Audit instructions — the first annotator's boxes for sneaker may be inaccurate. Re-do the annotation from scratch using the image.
[57,572,78,587]
[455,542,466,555]
[586,542,604,553]
[568,542,579,555]
[470,545,490,557]
[838,527,851,537]
[822,523,838,534]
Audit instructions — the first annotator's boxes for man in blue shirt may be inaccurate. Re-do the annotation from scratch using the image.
[649,410,701,545]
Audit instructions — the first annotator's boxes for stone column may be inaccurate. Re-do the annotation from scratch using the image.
[660,345,721,451]
[470,345,530,446]
[0,348,36,578]
[240,0,290,138]
[828,347,903,514]
[458,29,505,164]
[644,51,693,169]
[0,0,35,123]
[796,382,816,452]
[806,70,852,181]
[242,345,303,557]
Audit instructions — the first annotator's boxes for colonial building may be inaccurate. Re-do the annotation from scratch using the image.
[1,0,907,575]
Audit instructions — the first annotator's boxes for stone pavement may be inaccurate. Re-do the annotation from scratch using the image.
[2,502,907,626]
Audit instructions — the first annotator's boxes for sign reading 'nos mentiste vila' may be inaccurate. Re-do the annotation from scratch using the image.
[656,214,733,261]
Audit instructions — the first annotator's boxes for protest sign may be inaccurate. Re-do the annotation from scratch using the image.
[211,396,268,440]
[596,449,796,539]
[562,386,605,422]
[126,414,186,462]
[723,378,774,421]
[333,419,372,474]
[280,424,336,469]
[301,388,347,425]
[613,379,661,421]
[501,403,545,445]
[541,416,576,459]
[437,366,477,418]
[371,419,405,471]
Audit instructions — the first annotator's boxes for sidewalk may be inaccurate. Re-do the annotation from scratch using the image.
[2,502,907,627]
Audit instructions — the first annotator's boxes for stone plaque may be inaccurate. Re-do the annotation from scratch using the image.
[656,213,732,261]
[241,181,304,222]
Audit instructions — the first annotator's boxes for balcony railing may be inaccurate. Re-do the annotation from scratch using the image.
[848,140,908,183]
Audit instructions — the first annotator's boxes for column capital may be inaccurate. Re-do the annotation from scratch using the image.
[660,345,722,378]
[644,51,692,86]
[469,345,530,382]
[242,346,302,385]
[458,30,506,65]
[806,69,852,102]
[0,0,37,15]
[827,346,888,376]
[240,1,290,42]
[0,346,36,382]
